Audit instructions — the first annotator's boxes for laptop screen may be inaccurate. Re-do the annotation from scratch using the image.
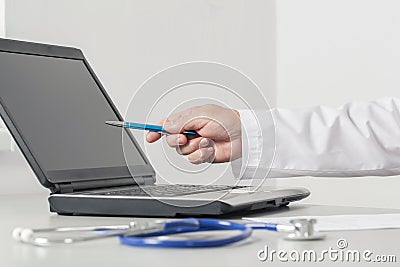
[0,51,147,182]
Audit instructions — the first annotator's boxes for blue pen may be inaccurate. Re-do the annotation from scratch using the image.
[105,121,197,136]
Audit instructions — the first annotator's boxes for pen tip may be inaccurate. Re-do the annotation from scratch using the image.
[105,121,124,127]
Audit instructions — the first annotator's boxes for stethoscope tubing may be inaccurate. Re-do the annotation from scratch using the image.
[14,218,287,248]
[119,218,254,248]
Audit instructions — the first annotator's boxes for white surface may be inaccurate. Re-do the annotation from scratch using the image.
[275,0,400,208]
[244,213,400,232]
[1,194,400,267]
[2,0,277,194]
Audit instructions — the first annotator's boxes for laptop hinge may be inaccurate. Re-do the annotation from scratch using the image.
[54,176,152,193]
[54,183,74,194]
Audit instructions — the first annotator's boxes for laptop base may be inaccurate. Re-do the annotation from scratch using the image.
[49,186,310,217]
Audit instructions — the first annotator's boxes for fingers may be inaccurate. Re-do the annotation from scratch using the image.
[166,134,187,147]
[146,107,205,143]
[150,132,215,164]
[188,147,215,164]
[146,119,166,143]
[146,131,162,143]
[181,138,215,164]
[176,137,210,155]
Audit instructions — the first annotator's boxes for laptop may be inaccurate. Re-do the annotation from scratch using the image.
[0,38,309,217]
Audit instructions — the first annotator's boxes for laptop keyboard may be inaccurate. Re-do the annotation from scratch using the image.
[93,184,246,197]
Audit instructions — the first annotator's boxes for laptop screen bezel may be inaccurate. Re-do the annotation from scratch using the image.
[0,38,155,191]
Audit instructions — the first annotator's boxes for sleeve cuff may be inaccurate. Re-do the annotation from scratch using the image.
[232,109,263,179]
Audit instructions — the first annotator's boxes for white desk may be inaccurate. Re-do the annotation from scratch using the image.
[1,194,399,267]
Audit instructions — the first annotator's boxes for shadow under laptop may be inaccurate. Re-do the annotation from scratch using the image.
[49,203,311,220]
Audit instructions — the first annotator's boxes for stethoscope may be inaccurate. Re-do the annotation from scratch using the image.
[12,218,325,248]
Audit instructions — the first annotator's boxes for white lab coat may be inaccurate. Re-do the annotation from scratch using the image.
[232,97,400,179]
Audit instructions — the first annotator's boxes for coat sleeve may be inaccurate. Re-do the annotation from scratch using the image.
[232,97,400,178]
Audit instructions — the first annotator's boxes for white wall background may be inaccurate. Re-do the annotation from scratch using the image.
[0,0,4,36]
[275,0,400,209]
[1,0,277,194]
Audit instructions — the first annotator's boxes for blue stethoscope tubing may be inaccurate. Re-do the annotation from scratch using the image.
[119,218,277,248]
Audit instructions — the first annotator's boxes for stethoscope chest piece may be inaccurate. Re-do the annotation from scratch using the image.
[284,219,326,241]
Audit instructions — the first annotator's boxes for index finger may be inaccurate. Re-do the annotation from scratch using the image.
[146,131,162,143]
[146,118,165,143]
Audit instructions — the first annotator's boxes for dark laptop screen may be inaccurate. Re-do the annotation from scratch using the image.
[0,51,146,181]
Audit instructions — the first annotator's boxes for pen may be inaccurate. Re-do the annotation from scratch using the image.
[105,121,197,136]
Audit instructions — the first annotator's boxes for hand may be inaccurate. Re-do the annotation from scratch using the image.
[146,104,242,164]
